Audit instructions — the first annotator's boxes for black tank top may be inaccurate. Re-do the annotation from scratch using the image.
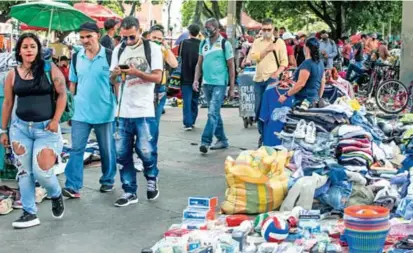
[13,67,55,122]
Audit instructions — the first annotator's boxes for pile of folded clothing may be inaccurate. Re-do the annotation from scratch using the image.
[284,104,351,133]
[335,125,373,173]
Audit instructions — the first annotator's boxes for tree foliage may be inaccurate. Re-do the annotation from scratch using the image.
[181,0,228,27]
[244,0,402,39]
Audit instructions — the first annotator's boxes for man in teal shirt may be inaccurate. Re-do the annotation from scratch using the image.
[63,22,117,198]
[193,18,235,154]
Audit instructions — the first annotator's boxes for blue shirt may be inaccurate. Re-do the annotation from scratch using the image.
[259,86,294,147]
[199,35,233,86]
[69,47,116,124]
[293,59,325,103]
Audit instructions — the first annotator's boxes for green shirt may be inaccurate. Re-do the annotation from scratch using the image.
[199,36,233,85]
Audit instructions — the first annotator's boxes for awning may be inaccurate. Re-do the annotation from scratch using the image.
[73,2,122,22]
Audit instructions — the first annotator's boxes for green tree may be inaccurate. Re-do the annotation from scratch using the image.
[0,1,25,22]
[244,0,402,39]
[181,0,228,28]
[101,0,124,17]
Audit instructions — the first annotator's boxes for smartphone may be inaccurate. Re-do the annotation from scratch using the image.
[119,64,130,70]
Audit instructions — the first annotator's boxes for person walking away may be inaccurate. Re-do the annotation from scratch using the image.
[283,32,297,67]
[245,18,288,147]
[295,32,307,66]
[1,33,67,228]
[353,34,367,68]
[319,30,337,69]
[278,37,326,105]
[180,24,202,131]
[149,24,178,124]
[110,17,163,207]
[100,19,118,50]
[193,18,235,154]
[63,22,117,198]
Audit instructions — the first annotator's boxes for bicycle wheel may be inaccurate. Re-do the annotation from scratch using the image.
[375,79,408,114]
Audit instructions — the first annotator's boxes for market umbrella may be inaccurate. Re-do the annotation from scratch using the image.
[174,32,189,46]
[73,2,122,22]
[10,1,95,39]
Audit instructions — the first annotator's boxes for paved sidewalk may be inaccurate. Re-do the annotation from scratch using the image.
[1,107,259,253]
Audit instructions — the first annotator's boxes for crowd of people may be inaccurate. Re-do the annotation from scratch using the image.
[0,13,401,230]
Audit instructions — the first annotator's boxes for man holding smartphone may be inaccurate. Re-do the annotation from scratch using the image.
[110,17,164,207]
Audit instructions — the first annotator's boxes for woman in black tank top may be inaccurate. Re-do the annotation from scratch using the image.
[0,33,67,229]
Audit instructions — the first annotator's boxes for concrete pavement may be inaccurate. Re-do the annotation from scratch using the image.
[1,107,259,253]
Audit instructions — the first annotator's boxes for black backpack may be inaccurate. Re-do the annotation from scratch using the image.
[117,39,152,67]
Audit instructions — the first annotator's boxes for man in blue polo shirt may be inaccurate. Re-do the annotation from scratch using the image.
[63,22,117,198]
[193,18,235,154]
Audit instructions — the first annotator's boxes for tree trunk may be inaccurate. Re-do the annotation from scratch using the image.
[211,0,222,19]
[167,0,172,31]
[192,0,203,26]
[236,0,243,28]
[117,0,125,13]
[129,2,137,16]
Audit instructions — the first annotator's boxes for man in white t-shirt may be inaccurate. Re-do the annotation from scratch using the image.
[110,16,163,207]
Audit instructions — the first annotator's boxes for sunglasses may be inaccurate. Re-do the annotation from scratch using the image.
[80,35,93,40]
[262,28,272,32]
[122,35,137,41]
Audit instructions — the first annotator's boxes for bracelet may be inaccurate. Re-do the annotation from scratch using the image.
[0,129,8,134]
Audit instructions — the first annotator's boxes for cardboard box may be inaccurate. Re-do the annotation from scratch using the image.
[188,197,218,209]
[183,207,216,221]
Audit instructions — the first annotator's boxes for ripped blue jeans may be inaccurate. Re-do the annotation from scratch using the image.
[115,117,159,194]
[10,117,63,214]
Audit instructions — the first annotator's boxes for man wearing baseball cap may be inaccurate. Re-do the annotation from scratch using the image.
[63,22,117,199]
[101,19,119,50]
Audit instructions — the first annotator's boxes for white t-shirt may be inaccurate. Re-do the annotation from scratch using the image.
[110,41,163,118]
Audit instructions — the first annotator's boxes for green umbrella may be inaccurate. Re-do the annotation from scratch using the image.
[10,1,95,33]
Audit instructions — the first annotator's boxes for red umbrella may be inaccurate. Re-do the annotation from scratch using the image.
[20,23,48,31]
[74,3,122,22]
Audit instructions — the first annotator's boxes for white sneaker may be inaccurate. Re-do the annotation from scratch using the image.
[294,119,307,139]
[305,121,316,144]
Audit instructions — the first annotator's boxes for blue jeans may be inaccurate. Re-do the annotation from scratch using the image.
[346,62,365,83]
[115,117,159,194]
[255,78,277,135]
[64,120,116,192]
[10,117,63,214]
[201,84,228,146]
[318,181,353,210]
[155,85,167,125]
[182,85,199,128]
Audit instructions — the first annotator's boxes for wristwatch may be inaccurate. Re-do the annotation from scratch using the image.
[0,129,8,135]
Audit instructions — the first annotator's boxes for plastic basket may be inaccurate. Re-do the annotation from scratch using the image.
[344,205,389,219]
[344,228,389,253]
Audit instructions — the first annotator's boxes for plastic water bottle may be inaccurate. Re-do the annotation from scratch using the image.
[232,229,246,252]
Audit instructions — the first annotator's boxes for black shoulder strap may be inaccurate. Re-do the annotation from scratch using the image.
[272,38,280,67]
[117,42,126,61]
[221,38,227,57]
[72,52,78,77]
[142,39,152,68]
[178,40,184,57]
[105,48,112,67]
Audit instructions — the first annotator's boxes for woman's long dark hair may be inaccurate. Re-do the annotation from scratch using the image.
[305,37,321,63]
[15,33,44,84]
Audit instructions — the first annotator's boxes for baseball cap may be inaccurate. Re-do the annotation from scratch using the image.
[79,22,99,33]
[371,33,378,39]
[282,32,295,40]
